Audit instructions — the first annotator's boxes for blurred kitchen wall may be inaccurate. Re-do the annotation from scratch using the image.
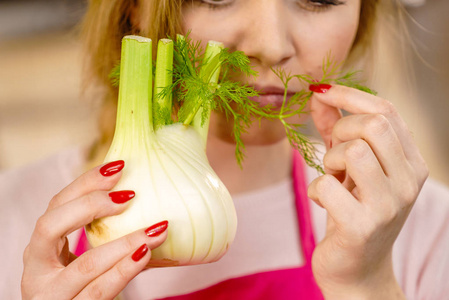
[0,0,448,186]
[0,0,97,170]
[405,0,449,186]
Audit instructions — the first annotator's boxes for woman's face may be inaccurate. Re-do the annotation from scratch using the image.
[182,0,361,145]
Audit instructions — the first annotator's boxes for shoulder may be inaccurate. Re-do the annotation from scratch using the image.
[405,177,449,252]
[416,178,449,208]
[400,177,449,244]
[0,147,85,209]
[401,178,449,241]
[393,178,449,298]
[0,146,86,233]
[401,178,449,240]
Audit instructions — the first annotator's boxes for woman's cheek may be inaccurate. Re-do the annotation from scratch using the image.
[328,17,360,62]
[299,13,360,79]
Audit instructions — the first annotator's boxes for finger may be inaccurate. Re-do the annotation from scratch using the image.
[48,160,125,210]
[310,87,342,150]
[30,190,135,261]
[308,174,361,224]
[73,244,150,300]
[323,139,387,202]
[311,85,427,175]
[62,222,168,298]
[330,114,410,179]
[322,167,354,192]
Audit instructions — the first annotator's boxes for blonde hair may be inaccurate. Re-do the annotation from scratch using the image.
[79,0,403,165]
[80,0,183,164]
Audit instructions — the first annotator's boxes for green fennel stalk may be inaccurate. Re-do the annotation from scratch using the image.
[153,39,174,129]
[113,35,153,146]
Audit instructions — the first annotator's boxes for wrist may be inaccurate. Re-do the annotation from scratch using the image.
[321,281,405,300]
[317,256,406,300]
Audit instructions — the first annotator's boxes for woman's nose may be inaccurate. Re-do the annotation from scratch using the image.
[238,1,295,68]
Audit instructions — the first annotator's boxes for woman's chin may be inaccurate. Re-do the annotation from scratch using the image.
[240,122,287,146]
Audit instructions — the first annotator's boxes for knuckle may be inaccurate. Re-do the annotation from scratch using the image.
[379,99,396,115]
[23,244,31,262]
[379,199,399,225]
[123,234,136,252]
[77,253,96,275]
[20,272,29,289]
[364,114,391,137]
[322,151,332,169]
[87,282,104,299]
[417,159,430,183]
[339,85,351,103]
[83,192,96,209]
[82,191,104,215]
[401,180,420,205]
[344,139,370,161]
[21,276,46,300]
[48,194,61,210]
[422,161,430,179]
[34,215,53,240]
[78,173,92,190]
[363,222,377,241]
[314,174,336,194]
[115,262,130,282]
[368,199,400,231]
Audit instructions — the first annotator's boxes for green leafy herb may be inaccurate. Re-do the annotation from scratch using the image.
[111,36,376,173]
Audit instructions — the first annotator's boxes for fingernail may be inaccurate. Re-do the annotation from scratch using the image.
[109,190,135,204]
[309,83,332,93]
[145,220,169,237]
[100,160,125,176]
[132,244,148,262]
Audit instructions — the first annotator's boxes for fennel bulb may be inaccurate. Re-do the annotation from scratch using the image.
[88,122,236,266]
[86,36,236,266]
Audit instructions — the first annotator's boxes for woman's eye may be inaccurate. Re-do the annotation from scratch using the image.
[194,0,344,11]
[297,0,345,12]
[199,0,234,9]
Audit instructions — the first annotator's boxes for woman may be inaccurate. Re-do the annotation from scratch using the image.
[3,0,448,299]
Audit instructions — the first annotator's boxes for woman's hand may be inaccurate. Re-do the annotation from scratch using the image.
[308,84,428,299]
[21,161,168,300]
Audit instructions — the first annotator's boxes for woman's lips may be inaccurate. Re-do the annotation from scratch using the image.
[247,86,296,109]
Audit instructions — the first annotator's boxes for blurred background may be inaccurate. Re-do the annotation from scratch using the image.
[1,0,448,186]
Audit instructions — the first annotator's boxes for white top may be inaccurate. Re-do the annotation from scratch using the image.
[1,147,448,299]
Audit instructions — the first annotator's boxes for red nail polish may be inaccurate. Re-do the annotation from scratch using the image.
[100,160,125,176]
[309,83,332,93]
[145,220,169,237]
[109,190,135,204]
[132,244,148,262]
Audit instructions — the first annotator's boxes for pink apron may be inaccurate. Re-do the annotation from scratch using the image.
[75,151,324,299]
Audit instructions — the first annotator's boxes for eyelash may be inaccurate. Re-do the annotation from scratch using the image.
[298,0,345,12]
[196,0,345,11]
[197,0,233,10]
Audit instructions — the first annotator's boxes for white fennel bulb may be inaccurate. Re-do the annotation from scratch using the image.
[87,123,236,266]
[85,36,237,266]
